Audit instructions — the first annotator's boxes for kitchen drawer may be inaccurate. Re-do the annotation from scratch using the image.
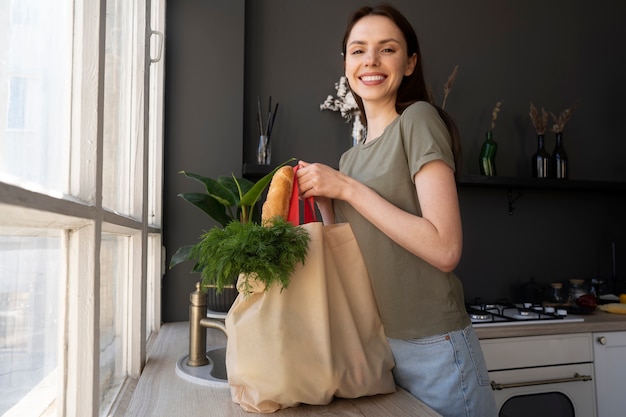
[480,333,593,370]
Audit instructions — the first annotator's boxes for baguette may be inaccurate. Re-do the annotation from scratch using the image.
[261,166,294,226]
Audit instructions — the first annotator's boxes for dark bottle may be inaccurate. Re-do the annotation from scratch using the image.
[551,132,568,179]
[479,131,497,176]
[531,134,550,178]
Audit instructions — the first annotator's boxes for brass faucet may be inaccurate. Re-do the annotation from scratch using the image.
[187,282,228,366]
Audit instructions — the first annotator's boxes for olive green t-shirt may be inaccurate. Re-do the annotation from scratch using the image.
[334,101,470,339]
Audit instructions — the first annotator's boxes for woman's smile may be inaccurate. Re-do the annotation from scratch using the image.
[359,73,387,85]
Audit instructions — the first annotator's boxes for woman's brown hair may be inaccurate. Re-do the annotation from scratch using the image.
[341,4,462,175]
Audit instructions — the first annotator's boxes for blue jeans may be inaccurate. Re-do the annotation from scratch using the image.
[388,325,497,417]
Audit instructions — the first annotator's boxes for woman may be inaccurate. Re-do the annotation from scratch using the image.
[296,5,497,417]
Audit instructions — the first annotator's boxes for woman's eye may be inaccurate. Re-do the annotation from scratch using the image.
[350,49,364,55]
[382,48,395,53]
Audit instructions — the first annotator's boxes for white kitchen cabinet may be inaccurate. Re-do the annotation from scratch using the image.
[480,334,596,416]
[593,331,626,417]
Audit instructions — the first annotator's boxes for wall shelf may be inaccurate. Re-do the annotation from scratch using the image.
[242,163,273,181]
[458,175,626,215]
[458,175,626,193]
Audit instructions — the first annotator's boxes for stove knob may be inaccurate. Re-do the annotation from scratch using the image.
[597,336,607,345]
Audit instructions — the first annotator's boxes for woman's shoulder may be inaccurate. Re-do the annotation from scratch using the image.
[402,100,439,119]
[400,101,446,131]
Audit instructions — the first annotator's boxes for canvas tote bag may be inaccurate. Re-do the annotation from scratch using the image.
[225,166,396,413]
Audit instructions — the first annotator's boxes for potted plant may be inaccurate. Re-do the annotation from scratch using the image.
[169,158,310,312]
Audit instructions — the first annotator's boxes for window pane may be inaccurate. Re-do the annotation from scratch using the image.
[99,233,129,416]
[0,0,72,193]
[0,231,61,415]
[102,0,135,215]
[146,234,161,340]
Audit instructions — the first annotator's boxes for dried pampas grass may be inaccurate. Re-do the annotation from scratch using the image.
[428,64,460,109]
[550,100,580,133]
[442,64,459,110]
[529,102,549,135]
[490,101,503,131]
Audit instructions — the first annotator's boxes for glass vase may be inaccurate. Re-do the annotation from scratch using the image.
[257,134,271,165]
[351,113,366,146]
[479,131,497,176]
[551,132,568,179]
[531,134,550,178]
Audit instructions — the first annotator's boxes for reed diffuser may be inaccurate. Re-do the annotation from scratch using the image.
[257,96,279,165]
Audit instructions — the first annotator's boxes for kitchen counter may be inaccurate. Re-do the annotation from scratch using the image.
[123,312,626,416]
[474,309,626,339]
[124,322,442,417]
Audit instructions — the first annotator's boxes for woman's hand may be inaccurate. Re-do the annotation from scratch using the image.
[296,161,348,224]
[296,160,352,201]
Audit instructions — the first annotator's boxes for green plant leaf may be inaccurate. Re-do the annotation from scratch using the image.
[239,158,296,207]
[178,192,232,227]
[180,171,238,207]
[217,175,255,199]
[169,244,196,269]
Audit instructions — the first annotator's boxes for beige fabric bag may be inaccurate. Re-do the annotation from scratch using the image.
[225,170,396,413]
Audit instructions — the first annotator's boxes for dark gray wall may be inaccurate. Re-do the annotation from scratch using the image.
[243,0,626,181]
[163,0,626,321]
[162,0,245,322]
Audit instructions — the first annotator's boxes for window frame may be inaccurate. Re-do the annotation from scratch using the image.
[0,0,164,415]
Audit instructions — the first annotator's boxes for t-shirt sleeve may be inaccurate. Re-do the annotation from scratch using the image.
[400,101,455,182]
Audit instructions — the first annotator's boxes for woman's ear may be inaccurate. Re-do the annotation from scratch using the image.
[405,53,417,76]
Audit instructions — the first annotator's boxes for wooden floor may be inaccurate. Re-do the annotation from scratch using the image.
[123,321,441,417]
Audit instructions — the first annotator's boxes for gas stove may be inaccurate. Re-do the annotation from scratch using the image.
[466,299,585,327]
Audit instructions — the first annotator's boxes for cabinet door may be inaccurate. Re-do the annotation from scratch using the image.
[593,331,626,417]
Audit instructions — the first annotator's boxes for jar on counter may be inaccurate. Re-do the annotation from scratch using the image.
[568,279,587,304]
[546,282,564,304]
[521,277,544,304]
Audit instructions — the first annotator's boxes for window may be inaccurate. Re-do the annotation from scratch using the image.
[0,0,164,416]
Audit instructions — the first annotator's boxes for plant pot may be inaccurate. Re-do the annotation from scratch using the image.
[206,281,238,313]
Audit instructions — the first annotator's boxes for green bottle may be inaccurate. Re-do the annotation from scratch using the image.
[479,131,497,176]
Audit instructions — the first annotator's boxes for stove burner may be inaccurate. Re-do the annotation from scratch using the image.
[469,312,491,321]
[466,299,580,327]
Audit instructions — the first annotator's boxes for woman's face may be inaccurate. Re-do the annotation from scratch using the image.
[344,15,416,107]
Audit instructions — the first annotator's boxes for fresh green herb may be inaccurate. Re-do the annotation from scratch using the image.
[169,158,296,271]
[168,158,310,296]
[190,218,310,296]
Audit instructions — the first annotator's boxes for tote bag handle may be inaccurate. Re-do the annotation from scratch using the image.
[288,165,317,225]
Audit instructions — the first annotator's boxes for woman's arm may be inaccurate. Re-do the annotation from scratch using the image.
[297,159,462,272]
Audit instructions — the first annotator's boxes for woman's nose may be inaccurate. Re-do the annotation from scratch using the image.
[364,50,379,66]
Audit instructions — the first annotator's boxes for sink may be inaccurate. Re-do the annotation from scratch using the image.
[175,345,229,388]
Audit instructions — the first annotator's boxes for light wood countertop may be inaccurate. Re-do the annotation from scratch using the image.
[123,312,626,416]
[474,309,626,339]
[124,322,442,417]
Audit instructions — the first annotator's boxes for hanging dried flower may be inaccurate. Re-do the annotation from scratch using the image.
[490,101,503,131]
[550,100,580,133]
[442,64,459,110]
[529,102,549,135]
[320,76,360,121]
